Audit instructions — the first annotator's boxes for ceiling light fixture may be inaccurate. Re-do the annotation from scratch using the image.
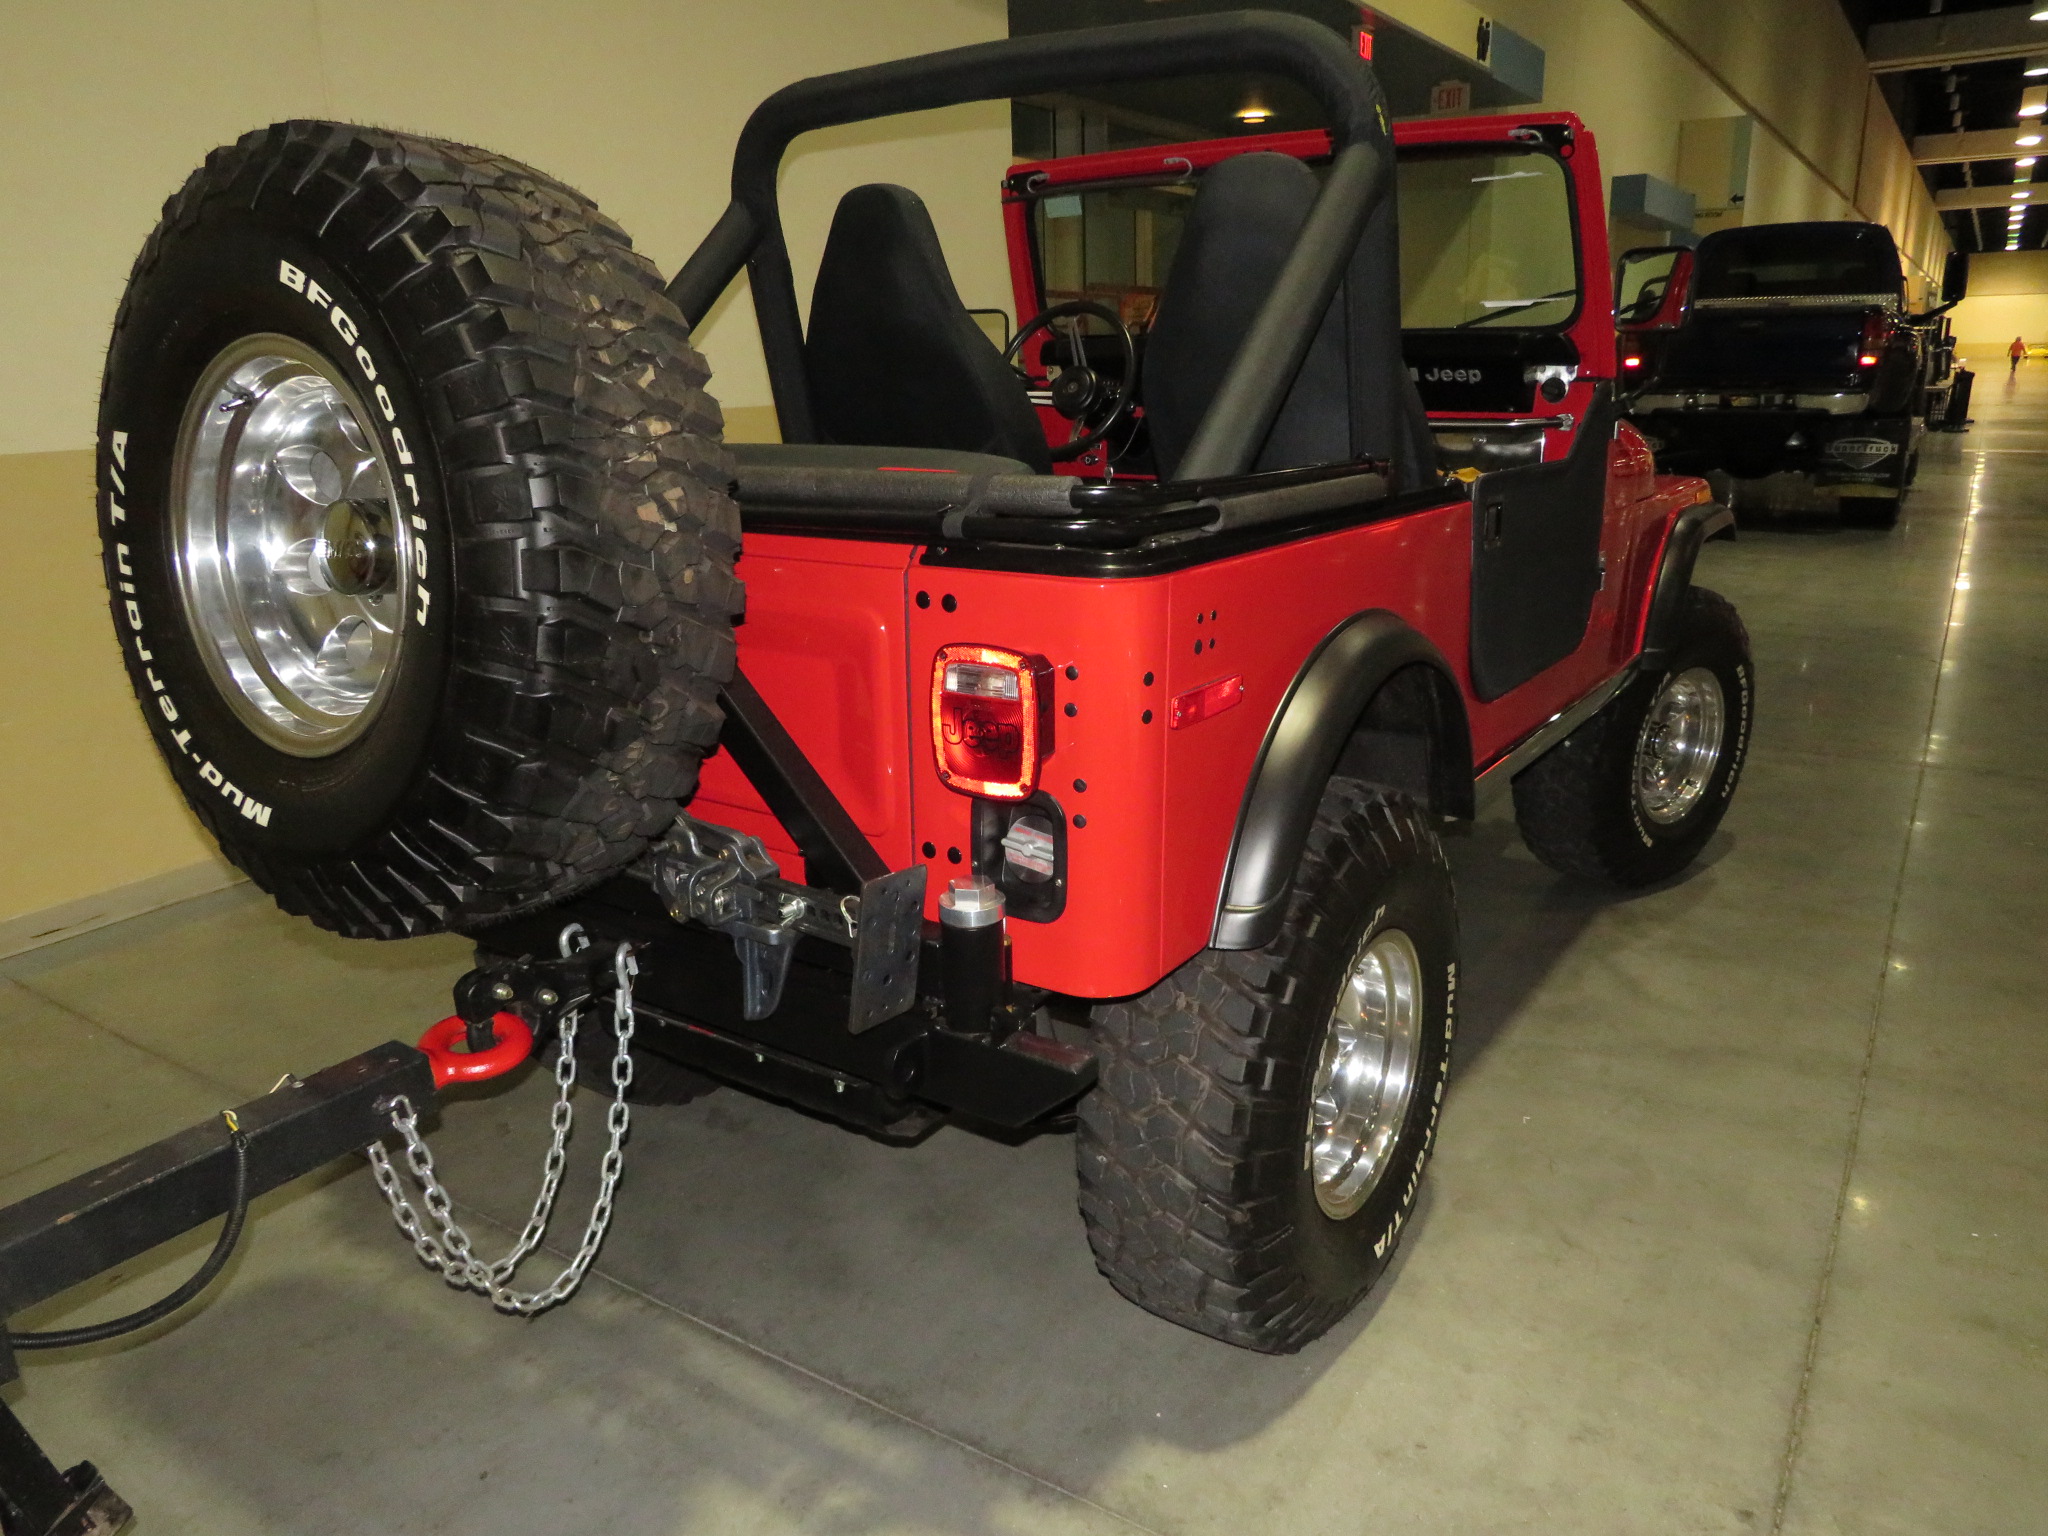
[2030,54,2048,77]
[1234,102,1273,125]
[2022,157,2041,167]
[2022,85,2048,117]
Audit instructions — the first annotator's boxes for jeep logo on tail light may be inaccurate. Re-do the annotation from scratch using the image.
[930,644,1054,801]
[1825,437,1899,471]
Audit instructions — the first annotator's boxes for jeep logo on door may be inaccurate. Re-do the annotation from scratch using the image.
[1825,437,1899,471]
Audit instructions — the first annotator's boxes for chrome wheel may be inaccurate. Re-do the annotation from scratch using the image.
[1306,926,1422,1220]
[1634,666,1726,825]
[171,335,410,757]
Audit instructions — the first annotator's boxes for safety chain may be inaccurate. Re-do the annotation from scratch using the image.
[367,929,637,1315]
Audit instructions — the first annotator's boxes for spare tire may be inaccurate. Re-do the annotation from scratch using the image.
[98,122,740,938]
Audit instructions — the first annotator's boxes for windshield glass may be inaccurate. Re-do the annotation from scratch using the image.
[1397,149,1578,329]
[1022,142,1579,334]
[1693,224,1902,300]
[1031,182,1196,331]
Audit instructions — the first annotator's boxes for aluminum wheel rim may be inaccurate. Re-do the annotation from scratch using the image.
[170,335,410,756]
[1634,666,1726,825]
[1307,926,1423,1220]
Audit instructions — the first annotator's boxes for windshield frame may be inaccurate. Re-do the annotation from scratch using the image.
[1006,115,1614,385]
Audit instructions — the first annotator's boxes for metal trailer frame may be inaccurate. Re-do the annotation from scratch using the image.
[0,1044,437,1534]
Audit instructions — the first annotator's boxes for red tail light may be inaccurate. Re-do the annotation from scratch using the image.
[1858,312,1888,369]
[1622,355,1644,370]
[931,644,1053,800]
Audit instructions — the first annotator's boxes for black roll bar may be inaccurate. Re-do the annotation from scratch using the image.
[665,10,1394,482]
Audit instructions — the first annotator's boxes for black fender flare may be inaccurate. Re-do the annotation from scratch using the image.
[1211,611,1471,951]
[1639,501,1735,669]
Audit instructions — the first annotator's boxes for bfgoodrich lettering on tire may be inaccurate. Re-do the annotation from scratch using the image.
[1076,781,1457,1352]
[100,122,740,938]
[1512,586,1753,886]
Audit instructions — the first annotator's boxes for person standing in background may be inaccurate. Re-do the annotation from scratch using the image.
[2011,336,2027,375]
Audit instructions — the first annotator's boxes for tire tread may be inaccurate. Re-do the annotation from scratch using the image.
[1076,783,1449,1352]
[108,122,740,937]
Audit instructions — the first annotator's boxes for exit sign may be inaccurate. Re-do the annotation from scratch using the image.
[1429,79,1473,114]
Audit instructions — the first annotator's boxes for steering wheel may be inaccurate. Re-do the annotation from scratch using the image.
[1004,300,1138,458]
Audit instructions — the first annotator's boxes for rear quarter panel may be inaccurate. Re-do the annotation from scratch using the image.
[713,450,1696,1001]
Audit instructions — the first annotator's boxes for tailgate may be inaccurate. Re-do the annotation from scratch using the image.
[1655,305,1868,392]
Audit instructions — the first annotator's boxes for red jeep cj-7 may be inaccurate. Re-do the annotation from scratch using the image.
[101,12,1749,1350]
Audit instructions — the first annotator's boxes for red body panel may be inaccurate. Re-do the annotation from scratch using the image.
[693,534,920,877]
[702,112,1709,1000]
[714,464,1697,997]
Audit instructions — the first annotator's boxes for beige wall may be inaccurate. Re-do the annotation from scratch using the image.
[0,0,1008,929]
[1463,0,1951,299]
[1950,251,2048,349]
[0,449,235,935]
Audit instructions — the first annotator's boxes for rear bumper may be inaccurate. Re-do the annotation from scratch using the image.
[476,876,1097,1136]
[1632,390,1869,416]
[1630,408,1914,488]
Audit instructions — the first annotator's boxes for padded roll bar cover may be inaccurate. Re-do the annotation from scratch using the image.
[1212,611,1471,951]
[1639,501,1735,668]
[676,11,1393,465]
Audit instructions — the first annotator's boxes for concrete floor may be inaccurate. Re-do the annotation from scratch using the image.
[4,368,2044,1536]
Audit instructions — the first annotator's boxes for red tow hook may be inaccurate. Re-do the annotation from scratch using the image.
[416,1011,534,1089]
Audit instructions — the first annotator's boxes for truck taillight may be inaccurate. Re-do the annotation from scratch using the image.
[1858,312,1888,368]
[931,644,1053,800]
[1622,354,1644,370]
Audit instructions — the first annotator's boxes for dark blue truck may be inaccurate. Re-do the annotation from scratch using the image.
[1615,221,1965,530]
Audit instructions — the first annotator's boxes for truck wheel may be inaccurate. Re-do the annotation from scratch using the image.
[1839,495,1901,530]
[1076,782,1457,1353]
[99,122,739,938]
[1513,587,1752,886]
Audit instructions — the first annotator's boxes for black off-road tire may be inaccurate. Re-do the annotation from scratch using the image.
[1513,587,1752,886]
[1839,494,1902,530]
[1076,782,1457,1353]
[99,122,740,938]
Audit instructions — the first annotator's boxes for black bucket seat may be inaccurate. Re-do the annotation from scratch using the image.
[805,183,1051,472]
[1144,152,1433,489]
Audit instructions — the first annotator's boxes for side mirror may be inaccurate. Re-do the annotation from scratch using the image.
[1941,250,1969,307]
[1615,246,1691,328]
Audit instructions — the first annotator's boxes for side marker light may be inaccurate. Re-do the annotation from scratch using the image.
[1169,674,1245,730]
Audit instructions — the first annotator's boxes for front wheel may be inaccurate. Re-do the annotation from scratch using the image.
[1076,782,1457,1353]
[1513,586,1753,886]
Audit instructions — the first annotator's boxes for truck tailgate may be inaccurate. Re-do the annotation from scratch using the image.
[1655,306,1866,392]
